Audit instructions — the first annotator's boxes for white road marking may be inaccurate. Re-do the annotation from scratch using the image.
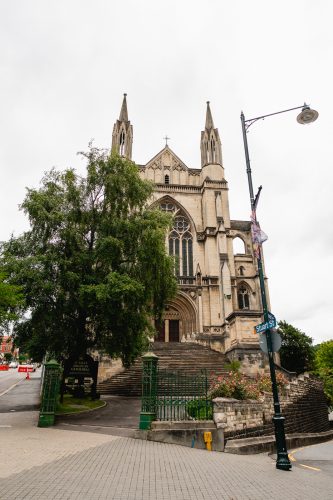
[0,378,24,397]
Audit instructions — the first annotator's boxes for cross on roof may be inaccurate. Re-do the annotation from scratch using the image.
[163,135,170,146]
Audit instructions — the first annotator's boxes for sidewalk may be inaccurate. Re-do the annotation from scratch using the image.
[1,377,333,499]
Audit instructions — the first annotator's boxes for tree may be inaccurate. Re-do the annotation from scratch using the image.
[314,340,333,406]
[1,148,177,365]
[0,271,23,333]
[278,320,315,374]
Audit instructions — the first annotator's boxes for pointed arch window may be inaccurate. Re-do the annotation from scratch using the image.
[206,141,210,163]
[238,284,250,310]
[164,174,170,184]
[160,202,194,277]
[119,130,126,156]
[210,137,216,162]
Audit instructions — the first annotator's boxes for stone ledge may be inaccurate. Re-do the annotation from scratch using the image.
[151,420,214,430]
[224,429,333,455]
[134,422,224,451]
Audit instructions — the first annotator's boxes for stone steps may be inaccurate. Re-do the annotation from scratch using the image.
[97,342,230,396]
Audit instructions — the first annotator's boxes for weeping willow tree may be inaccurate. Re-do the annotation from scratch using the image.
[2,147,177,365]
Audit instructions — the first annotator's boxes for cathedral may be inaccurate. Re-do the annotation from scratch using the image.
[111,94,270,369]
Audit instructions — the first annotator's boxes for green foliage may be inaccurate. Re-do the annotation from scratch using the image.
[223,360,241,373]
[186,399,213,420]
[56,394,104,414]
[315,340,333,371]
[1,147,177,364]
[278,320,315,374]
[4,352,12,362]
[0,271,23,333]
[314,340,333,406]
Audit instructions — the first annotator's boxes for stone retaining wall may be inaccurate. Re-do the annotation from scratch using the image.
[213,373,329,440]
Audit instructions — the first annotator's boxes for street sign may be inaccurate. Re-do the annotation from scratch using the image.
[255,318,276,334]
[255,312,277,333]
[258,330,282,354]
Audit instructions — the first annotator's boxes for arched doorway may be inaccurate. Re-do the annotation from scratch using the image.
[155,292,198,342]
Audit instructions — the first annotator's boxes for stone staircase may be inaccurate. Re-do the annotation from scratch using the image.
[97,342,230,396]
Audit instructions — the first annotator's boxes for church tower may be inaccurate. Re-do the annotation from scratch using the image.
[111,93,133,159]
[200,101,223,167]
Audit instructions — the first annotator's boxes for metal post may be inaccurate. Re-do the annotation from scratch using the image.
[38,359,62,428]
[139,352,159,430]
[241,112,291,471]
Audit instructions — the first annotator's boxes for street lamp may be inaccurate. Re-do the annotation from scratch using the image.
[240,103,318,471]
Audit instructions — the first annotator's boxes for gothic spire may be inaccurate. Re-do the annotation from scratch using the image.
[205,101,214,129]
[119,93,129,122]
[200,100,223,167]
[111,93,133,159]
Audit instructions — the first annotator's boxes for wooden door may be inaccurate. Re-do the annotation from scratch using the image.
[169,320,179,342]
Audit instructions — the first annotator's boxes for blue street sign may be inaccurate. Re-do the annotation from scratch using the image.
[255,318,276,334]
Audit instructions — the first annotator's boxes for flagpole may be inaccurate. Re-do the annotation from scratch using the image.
[240,111,291,471]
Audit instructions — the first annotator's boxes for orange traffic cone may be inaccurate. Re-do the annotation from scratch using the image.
[26,371,30,380]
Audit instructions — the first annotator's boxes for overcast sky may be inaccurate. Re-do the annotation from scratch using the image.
[1,1,332,344]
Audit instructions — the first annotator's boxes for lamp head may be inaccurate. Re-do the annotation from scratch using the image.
[297,104,319,124]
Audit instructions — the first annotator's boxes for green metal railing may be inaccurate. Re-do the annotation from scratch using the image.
[139,352,159,429]
[140,353,212,428]
[156,369,212,421]
[38,359,62,427]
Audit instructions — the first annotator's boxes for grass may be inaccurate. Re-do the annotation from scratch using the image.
[56,394,105,415]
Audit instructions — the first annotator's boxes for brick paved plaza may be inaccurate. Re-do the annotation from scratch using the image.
[1,410,333,500]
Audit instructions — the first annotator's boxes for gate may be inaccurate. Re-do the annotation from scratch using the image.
[139,352,212,429]
[156,369,212,421]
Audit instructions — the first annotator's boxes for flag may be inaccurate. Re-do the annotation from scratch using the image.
[250,210,268,258]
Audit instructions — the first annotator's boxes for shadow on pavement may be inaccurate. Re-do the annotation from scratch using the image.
[56,395,141,437]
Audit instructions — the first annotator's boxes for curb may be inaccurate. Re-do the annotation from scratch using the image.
[224,430,333,455]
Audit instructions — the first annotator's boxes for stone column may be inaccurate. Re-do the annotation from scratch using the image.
[165,319,169,343]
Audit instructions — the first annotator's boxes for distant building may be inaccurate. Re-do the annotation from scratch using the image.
[0,336,18,358]
[111,95,270,371]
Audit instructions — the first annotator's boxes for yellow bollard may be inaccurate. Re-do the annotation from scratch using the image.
[203,431,212,451]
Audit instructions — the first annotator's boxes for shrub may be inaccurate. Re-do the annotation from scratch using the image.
[186,399,213,420]
[209,371,288,401]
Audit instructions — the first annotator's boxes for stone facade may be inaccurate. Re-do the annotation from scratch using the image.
[111,95,270,364]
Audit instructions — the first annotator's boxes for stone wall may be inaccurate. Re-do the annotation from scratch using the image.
[213,398,264,435]
[97,357,124,383]
[213,372,329,440]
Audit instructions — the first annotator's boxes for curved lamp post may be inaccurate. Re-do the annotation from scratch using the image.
[240,103,318,471]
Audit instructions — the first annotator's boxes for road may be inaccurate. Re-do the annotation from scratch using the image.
[0,368,41,412]
[289,439,333,475]
[57,395,141,437]
[0,368,25,395]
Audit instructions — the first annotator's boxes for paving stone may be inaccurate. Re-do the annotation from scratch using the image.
[1,410,333,499]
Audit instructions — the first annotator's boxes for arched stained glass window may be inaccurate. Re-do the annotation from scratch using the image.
[160,202,193,277]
